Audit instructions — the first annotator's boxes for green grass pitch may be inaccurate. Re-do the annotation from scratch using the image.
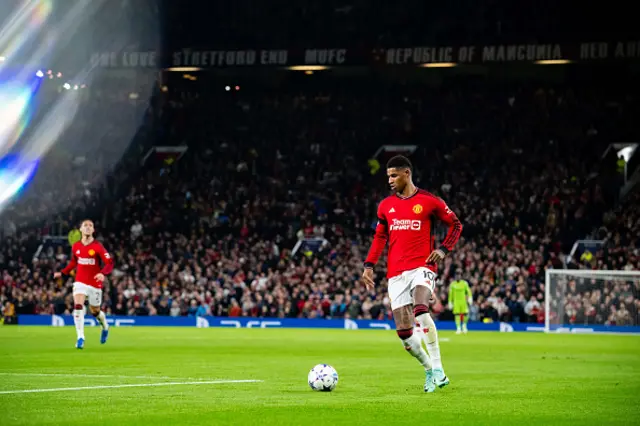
[0,327,638,425]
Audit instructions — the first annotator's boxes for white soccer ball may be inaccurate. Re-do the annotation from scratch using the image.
[308,364,339,392]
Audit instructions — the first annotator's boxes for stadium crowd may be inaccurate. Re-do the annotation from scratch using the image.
[552,189,640,327]
[0,76,638,327]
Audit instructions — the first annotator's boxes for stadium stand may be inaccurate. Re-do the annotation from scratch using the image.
[0,69,638,326]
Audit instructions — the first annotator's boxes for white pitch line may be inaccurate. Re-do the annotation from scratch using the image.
[0,379,263,395]
[0,372,214,381]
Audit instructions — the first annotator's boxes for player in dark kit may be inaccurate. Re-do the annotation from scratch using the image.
[55,219,114,349]
[362,155,462,393]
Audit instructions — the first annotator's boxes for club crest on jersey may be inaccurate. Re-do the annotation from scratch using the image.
[88,249,95,256]
[412,204,423,214]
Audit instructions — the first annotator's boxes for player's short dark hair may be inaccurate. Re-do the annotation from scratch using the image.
[79,219,94,227]
[386,155,413,172]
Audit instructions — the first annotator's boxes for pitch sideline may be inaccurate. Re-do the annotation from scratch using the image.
[0,372,220,380]
[0,379,263,395]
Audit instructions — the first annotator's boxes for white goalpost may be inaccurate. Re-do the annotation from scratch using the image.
[545,269,640,333]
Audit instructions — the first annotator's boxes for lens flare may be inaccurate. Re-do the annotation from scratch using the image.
[0,0,53,69]
[0,153,39,207]
[0,81,37,154]
[31,0,53,26]
[0,0,159,219]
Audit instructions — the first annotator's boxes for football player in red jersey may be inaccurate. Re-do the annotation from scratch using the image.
[54,219,114,349]
[362,155,462,392]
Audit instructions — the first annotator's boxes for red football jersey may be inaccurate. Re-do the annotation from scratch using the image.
[61,240,114,289]
[365,189,462,279]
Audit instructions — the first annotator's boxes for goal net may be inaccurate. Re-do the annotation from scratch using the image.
[545,270,640,333]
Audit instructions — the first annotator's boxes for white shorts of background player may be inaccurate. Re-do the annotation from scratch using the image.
[387,267,437,311]
[72,282,102,307]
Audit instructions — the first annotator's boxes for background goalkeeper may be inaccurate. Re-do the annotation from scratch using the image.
[448,275,472,334]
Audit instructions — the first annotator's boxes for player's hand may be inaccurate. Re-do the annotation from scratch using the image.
[53,272,61,279]
[448,302,453,310]
[426,249,445,265]
[361,268,375,290]
[94,273,105,282]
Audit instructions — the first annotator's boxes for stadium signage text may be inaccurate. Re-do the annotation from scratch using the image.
[89,41,640,69]
[91,48,350,68]
[172,49,289,67]
[15,315,640,334]
[383,41,640,64]
[303,49,348,65]
[90,51,157,68]
[383,44,563,64]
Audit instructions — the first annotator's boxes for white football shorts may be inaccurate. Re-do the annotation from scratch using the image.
[72,282,103,307]
[387,267,437,311]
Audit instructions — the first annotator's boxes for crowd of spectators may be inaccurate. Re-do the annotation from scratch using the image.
[551,189,639,327]
[0,74,638,327]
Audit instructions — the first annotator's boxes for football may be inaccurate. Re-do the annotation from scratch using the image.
[308,364,339,392]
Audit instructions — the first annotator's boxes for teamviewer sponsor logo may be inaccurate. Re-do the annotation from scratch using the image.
[389,219,421,231]
[77,258,96,265]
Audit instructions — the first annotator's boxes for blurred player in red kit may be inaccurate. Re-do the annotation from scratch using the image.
[362,155,462,393]
[54,219,114,349]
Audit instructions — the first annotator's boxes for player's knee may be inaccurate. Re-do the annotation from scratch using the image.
[414,304,429,317]
[397,328,414,351]
[73,304,83,311]
[90,307,100,316]
[396,328,413,341]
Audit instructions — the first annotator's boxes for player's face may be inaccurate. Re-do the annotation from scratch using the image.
[387,167,409,193]
[80,221,94,236]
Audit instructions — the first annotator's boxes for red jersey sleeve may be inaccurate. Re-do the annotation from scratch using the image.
[364,202,389,268]
[60,246,78,275]
[433,197,463,253]
[97,243,114,275]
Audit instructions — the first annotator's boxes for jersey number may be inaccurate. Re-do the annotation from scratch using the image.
[104,253,110,259]
[423,270,436,282]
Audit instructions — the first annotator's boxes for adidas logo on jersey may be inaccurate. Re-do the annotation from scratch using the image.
[388,207,395,213]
